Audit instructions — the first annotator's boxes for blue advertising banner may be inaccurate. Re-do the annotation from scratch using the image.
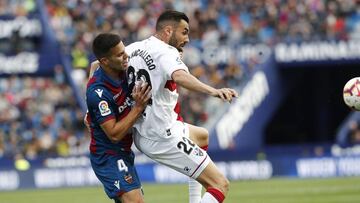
[207,40,360,151]
[0,10,61,76]
[1,153,360,191]
[275,40,360,65]
[210,55,286,150]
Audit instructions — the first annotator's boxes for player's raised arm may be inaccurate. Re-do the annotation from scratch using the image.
[83,60,102,129]
[88,60,100,78]
[172,69,238,102]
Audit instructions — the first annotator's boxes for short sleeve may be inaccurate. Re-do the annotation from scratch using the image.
[158,46,189,79]
[86,87,116,125]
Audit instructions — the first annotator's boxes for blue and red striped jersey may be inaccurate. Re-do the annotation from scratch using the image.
[86,67,133,157]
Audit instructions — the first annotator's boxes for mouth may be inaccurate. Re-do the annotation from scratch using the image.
[178,42,187,51]
[177,44,185,52]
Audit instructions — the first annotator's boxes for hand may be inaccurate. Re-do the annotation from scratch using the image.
[91,60,100,68]
[131,82,152,110]
[349,121,358,130]
[89,60,100,78]
[213,88,239,103]
[83,112,91,132]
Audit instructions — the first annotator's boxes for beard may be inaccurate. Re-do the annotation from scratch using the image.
[109,62,125,72]
[169,33,180,50]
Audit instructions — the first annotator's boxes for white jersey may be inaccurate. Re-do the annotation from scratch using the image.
[126,36,188,140]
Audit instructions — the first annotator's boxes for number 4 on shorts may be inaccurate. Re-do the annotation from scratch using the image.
[117,159,128,172]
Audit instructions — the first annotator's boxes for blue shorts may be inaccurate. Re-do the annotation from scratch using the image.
[90,151,141,199]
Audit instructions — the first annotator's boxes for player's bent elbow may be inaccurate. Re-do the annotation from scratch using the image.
[199,127,209,144]
[107,135,119,143]
[107,132,125,143]
[223,178,230,193]
[172,70,187,84]
[215,176,230,195]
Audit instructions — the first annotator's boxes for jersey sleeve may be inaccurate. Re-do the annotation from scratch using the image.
[86,87,116,125]
[159,46,189,79]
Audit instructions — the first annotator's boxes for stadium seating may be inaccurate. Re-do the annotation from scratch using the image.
[0,0,360,160]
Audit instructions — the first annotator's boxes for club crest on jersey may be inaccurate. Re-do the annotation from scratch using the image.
[193,147,204,157]
[98,100,111,116]
[124,173,133,184]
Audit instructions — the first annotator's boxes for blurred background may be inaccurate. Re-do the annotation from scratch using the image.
[1,0,360,202]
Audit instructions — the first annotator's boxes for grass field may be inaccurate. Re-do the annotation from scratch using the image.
[1,177,360,203]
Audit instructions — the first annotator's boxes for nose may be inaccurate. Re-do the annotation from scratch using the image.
[124,53,129,61]
[184,36,189,44]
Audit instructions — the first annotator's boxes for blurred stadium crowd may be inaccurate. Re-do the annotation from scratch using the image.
[0,67,89,159]
[0,0,360,159]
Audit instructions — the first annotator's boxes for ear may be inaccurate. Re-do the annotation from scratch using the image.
[99,57,108,66]
[163,25,173,37]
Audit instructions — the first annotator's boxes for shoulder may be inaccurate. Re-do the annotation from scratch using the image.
[126,41,143,53]
[146,36,178,54]
[156,45,179,58]
[86,81,109,100]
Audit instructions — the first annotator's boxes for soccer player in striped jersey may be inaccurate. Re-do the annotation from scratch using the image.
[86,33,151,203]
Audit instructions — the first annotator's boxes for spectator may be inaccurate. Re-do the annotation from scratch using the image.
[0,73,87,158]
[3,0,360,160]
[347,120,360,146]
[44,0,360,128]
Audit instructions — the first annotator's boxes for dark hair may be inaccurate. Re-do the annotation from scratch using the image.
[155,10,189,31]
[92,33,121,60]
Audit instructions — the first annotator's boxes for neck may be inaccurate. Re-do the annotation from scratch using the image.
[102,65,122,80]
[154,32,168,44]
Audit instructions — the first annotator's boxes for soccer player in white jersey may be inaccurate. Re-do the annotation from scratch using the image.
[125,10,238,203]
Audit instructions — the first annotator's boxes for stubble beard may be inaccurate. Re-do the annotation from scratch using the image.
[169,33,180,50]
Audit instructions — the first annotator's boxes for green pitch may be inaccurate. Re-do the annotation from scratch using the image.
[1,177,360,203]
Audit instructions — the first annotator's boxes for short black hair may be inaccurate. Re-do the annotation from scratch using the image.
[92,33,121,60]
[155,10,189,31]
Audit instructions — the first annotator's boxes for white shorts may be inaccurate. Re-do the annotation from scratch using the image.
[134,121,210,179]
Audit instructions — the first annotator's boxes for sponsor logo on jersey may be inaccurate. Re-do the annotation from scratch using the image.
[166,129,171,136]
[95,89,103,98]
[124,173,133,184]
[98,100,111,116]
[113,89,123,100]
[118,97,133,113]
[114,180,120,190]
[128,71,134,85]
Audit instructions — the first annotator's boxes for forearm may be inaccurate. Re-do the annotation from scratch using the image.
[172,70,216,96]
[102,107,143,143]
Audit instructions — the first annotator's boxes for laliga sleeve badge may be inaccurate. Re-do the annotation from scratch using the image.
[98,100,111,116]
[124,173,133,184]
[176,57,183,65]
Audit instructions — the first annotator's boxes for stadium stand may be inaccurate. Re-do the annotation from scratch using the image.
[44,0,359,126]
[0,74,89,159]
[1,0,360,190]
[0,0,358,157]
